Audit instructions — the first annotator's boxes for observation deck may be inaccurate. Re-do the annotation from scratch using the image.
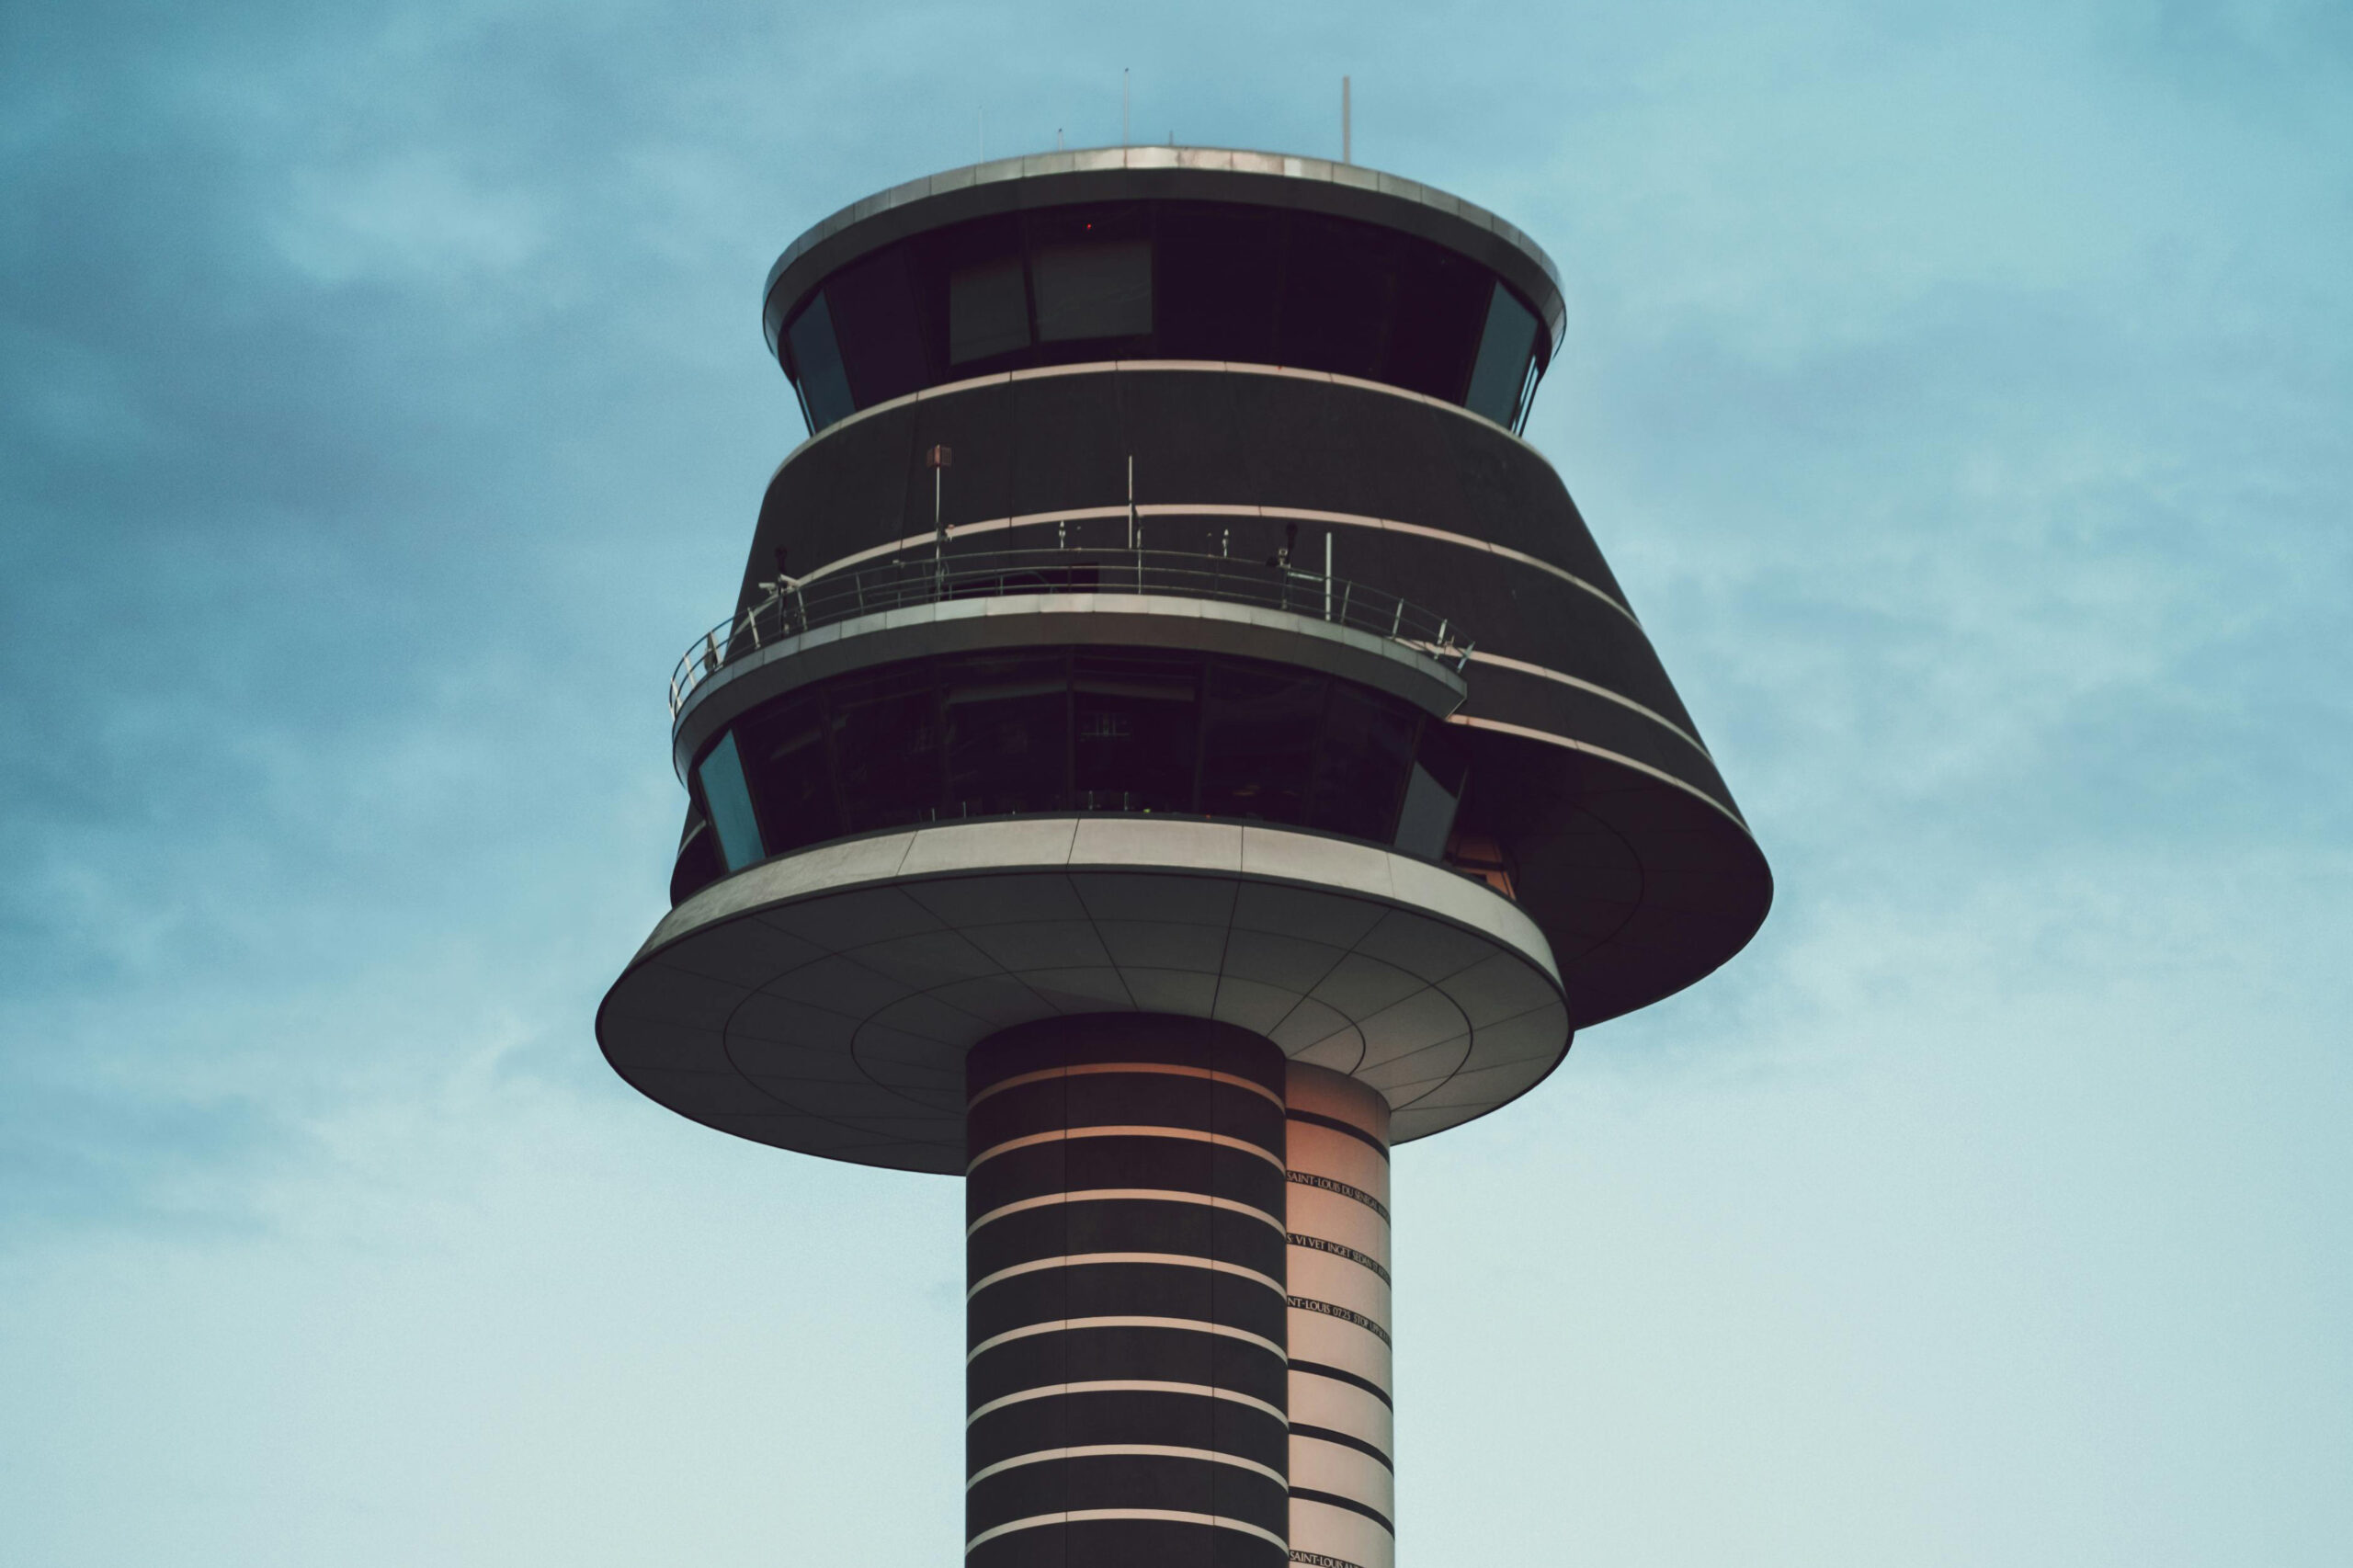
[597,147,1772,1568]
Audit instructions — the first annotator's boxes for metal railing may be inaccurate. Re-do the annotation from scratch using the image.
[668,547,1472,719]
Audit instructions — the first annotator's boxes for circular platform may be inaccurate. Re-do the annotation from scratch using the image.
[597,816,1569,1172]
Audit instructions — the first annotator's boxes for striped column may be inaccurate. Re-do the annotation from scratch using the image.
[1284,1063,1395,1568]
[964,1015,1292,1566]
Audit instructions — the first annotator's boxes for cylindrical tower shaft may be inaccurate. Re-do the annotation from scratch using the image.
[1285,1062,1395,1568]
[964,1016,1293,1565]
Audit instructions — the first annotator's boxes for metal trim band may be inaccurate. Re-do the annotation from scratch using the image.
[1285,1108,1391,1160]
[965,1507,1290,1555]
[968,1061,1287,1112]
[1290,1487,1393,1535]
[970,1252,1287,1301]
[967,1316,1289,1364]
[1290,1423,1393,1471]
[968,1380,1288,1426]
[967,1443,1288,1491]
[970,1189,1288,1239]
[969,1126,1288,1176]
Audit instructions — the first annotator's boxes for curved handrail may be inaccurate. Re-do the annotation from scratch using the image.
[668,548,1472,721]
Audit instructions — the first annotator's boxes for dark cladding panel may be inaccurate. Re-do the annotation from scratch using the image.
[825,246,927,410]
[1156,201,1281,364]
[1277,212,1397,382]
[1000,371,1132,520]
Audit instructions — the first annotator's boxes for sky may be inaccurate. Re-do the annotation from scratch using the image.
[2,1,2348,1562]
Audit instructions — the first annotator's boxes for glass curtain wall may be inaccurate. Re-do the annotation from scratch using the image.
[775,202,1551,434]
[677,649,1469,896]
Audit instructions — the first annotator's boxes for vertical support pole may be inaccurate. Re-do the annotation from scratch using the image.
[1343,75,1352,164]
[1324,532,1335,621]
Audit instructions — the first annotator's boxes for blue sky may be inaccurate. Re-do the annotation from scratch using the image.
[3,1,2348,1562]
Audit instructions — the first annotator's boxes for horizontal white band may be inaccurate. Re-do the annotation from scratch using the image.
[969,1188,1287,1238]
[793,500,1636,627]
[968,1380,1288,1426]
[968,1126,1286,1176]
[967,1061,1287,1112]
[1464,649,1711,758]
[971,1252,1284,1301]
[968,1315,1285,1363]
[1443,714,1750,833]
[965,1506,1289,1554]
[967,1443,1287,1491]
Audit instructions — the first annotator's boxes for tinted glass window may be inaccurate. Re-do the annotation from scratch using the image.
[1033,241,1151,343]
[736,689,840,855]
[777,200,1548,429]
[1394,719,1471,859]
[828,247,926,408]
[696,731,765,871]
[827,665,942,831]
[1074,650,1199,812]
[1279,214,1394,381]
[949,258,1029,365]
[1198,660,1326,822]
[679,649,1433,895]
[785,292,854,429]
[1156,202,1280,363]
[1383,242,1490,402]
[1466,280,1540,427]
[944,652,1068,815]
[1309,682,1418,842]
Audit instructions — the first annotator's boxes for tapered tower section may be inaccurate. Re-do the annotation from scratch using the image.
[599,147,1770,1567]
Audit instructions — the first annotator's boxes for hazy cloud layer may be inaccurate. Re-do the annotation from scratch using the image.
[3,1,2347,1562]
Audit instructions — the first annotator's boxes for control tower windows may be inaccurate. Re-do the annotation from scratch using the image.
[1073,650,1199,812]
[783,292,853,430]
[675,649,1468,903]
[694,732,764,873]
[771,200,1551,435]
[1465,280,1541,429]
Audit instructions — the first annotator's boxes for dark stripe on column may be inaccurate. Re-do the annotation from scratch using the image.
[1290,1424,1393,1470]
[971,1387,1290,1471]
[972,1197,1289,1280]
[970,1451,1290,1538]
[1286,1231,1391,1285]
[971,1260,1288,1346]
[967,1517,1288,1568]
[1289,1487,1395,1535]
[1286,1360,1392,1408]
[1285,1169,1390,1222]
[1285,1108,1391,1158]
[970,1323,1290,1409]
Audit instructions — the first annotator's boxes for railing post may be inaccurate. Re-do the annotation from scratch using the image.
[1390,597,1404,638]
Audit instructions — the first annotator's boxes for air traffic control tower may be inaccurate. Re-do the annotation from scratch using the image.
[598,147,1770,1568]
